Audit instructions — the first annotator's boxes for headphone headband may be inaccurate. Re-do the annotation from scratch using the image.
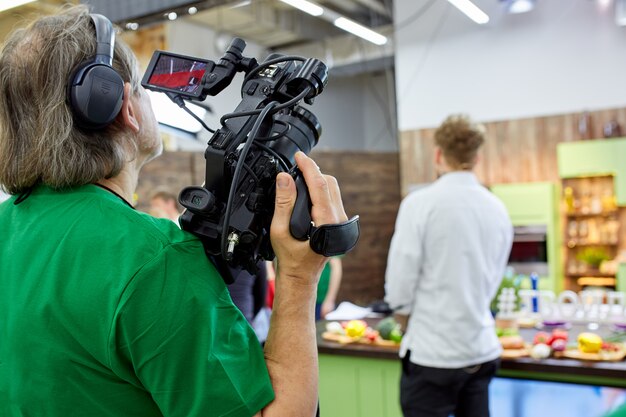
[90,14,115,66]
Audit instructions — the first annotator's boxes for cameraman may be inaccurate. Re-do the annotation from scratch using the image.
[0,6,347,417]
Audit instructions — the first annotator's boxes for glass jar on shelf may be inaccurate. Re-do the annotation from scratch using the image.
[580,180,592,214]
[578,220,589,245]
[602,188,616,212]
[587,219,600,244]
[564,186,576,214]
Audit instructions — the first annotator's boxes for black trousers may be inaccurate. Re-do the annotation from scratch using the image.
[400,353,500,417]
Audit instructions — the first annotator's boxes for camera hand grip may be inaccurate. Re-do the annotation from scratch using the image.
[288,172,361,256]
[289,173,313,241]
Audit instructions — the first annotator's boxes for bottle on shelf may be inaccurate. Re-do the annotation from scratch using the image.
[564,186,575,214]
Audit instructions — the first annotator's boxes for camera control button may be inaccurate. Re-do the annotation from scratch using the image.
[246,82,259,95]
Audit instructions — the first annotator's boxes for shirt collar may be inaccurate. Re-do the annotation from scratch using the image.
[435,171,480,186]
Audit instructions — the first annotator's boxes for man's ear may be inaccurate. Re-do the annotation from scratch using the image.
[119,82,140,133]
[434,146,443,165]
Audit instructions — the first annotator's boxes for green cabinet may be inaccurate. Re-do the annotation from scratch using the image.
[319,354,402,417]
[557,138,626,205]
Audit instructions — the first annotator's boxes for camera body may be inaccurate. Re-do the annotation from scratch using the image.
[142,39,329,281]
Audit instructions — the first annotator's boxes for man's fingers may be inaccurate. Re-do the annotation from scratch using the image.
[271,173,296,238]
[324,175,348,222]
[295,152,333,210]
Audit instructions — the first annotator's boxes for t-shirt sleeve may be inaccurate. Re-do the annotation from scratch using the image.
[107,240,275,417]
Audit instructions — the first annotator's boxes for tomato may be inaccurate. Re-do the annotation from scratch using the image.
[533,332,551,345]
[549,329,568,346]
[366,330,379,343]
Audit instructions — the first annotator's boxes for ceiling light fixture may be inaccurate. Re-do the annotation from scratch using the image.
[279,0,387,45]
[447,0,490,24]
[188,6,198,15]
[617,0,626,25]
[502,0,536,14]
[230,0,252,8]
[278,0,324,17]
[0,0,36,13]
[333,17,387,45]
[167,12,178,20]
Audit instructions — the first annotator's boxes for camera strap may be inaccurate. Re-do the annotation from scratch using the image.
[309,215,360,257]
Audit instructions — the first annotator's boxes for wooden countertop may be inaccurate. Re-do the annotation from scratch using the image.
[317,321,626,387]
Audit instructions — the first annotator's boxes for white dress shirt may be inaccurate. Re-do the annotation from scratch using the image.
[385,171,513,369]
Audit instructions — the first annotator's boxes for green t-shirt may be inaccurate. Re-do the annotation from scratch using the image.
[0,185,274,417]
[316,263,331,304]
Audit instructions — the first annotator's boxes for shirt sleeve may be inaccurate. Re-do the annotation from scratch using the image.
[494,213,514,296]
[385,196,423,315]
[107,240,275,417]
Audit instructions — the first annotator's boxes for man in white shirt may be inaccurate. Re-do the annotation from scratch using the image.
[385,115,513,417]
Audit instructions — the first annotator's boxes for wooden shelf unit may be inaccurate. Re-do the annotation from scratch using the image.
[562,175,622,290]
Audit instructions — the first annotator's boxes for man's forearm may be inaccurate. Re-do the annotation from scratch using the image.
[260,273,318,417]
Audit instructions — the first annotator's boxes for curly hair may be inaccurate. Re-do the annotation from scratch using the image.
[0,5,141,195]
[434,114,485,170]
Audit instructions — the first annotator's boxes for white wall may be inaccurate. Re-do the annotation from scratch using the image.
[394,0,626,130]
[312,71,398,151]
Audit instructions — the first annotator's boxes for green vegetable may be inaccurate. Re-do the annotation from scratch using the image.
[576,247,610,269]
[496,327,519,337]
[389,328,403,343]
[376,317,400,341]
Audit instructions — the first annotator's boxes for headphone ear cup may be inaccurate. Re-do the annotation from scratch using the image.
[69,63,124,130]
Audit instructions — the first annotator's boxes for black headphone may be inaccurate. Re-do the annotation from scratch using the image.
[68,14,124,130]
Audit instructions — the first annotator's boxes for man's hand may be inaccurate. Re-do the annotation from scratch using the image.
[270,152,348,285]
[260,152,349,417]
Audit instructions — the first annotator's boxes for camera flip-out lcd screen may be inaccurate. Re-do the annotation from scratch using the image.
[144,52,209,97]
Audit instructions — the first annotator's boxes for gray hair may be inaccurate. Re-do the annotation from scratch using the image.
[0,5,141,195]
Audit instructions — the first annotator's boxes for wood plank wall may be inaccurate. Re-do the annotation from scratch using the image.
[136,151,402,305]
[313,152,401,305]
[400,107,626,195]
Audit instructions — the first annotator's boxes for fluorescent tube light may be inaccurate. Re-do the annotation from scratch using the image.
[617,0,626,26]
[0,0,36,13]
[279,0,324,17]
[505,0,535,14]
[333,17,387,45]
[447,0,490,24]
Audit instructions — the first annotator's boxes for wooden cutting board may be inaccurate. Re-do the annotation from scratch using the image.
[322,332,400,349]
[559,348,626,362]
[501,346,530,359]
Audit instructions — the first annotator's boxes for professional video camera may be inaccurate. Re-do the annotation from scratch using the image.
[142,39,360,283]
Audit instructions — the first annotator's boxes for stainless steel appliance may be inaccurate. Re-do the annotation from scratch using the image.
[508,224,548,276]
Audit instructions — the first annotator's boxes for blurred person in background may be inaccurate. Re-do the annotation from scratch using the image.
[385,115,513,417]
[0,6,349,417]
[149,188,181,225]
[316,257,343,320]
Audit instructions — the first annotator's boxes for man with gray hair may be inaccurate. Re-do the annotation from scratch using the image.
[0,6,347,417]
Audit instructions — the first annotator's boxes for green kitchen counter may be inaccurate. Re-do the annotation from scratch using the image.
[317,322,626,417]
